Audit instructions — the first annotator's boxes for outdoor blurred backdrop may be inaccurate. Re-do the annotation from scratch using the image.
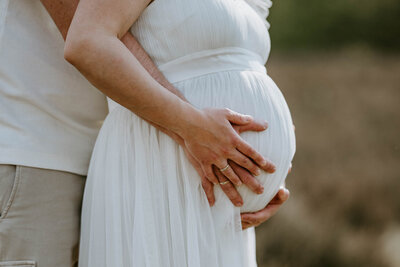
[256,1,400,266]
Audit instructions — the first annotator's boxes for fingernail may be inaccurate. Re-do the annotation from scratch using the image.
[258,186,264,194]
[236,201,243,207]
[236,181,242,186]
[268,165,276,173]
[265,164,276,173]
[284,188,290,195]
[255,169,261,176]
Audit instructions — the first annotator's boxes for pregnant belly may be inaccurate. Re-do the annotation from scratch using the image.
[175,71,296,212]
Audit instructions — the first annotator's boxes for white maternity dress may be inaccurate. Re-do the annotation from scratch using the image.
[79,0,296,266]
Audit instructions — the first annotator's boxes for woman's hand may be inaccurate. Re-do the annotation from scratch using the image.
[157,118,268,207]
[180,108,275,186]
[213,160,264,206]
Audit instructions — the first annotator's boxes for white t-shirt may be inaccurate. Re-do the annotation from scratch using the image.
[0,0,108,175]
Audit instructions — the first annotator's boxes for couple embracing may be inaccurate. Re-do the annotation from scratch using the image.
[0,0,295,266]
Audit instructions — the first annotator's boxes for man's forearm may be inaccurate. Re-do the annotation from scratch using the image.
[40,0,186,102]
[120,33,187,101]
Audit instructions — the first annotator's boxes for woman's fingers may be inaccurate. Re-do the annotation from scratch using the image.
[229,161,264,194]
[225,108,253,125]
[234,137,275,173]
[183,108,275,193]
[213,166,243,207]
[230,150,262,176]
[233,120,268,134]
[217,161,242,186]
[223,108,273,172]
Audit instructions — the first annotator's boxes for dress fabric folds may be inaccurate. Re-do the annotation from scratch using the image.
[79,0,296,266]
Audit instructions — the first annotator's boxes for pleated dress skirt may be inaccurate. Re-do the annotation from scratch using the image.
[79,49,296,267]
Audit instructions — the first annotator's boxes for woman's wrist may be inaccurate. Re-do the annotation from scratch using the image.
[171,101,205,140]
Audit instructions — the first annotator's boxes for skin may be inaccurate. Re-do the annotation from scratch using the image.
[242,188,290,230]
[64,0,277,185]
[39,0,288,228]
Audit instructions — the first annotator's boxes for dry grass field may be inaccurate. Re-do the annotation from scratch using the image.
[256,51,400,267]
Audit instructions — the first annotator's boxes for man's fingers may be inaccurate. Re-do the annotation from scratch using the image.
[184,147,205,178]
[201,177,215,206]
[233,120,268,134]
[203,165,219,185]
[242,222,254,230]
[229,160,264,194]
[183,146,216,206]
[268,188,290,205]
[241,188,290,226]
[241,204,278,224]
[213,166,243,207]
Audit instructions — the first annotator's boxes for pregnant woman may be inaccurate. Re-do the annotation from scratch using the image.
[65,0,295,266]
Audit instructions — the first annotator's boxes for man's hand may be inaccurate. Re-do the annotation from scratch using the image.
[241,188,290,230]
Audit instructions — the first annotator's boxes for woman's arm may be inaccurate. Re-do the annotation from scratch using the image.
[64,0,275,185]
[39,0,186,101]
[40,0,270,207]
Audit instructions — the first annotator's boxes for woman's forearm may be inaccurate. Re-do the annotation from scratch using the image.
[40,0,187,103]
[40,0,188,140]
[64,32,199,137]
[65,0,274,187]
[44,0,194,136]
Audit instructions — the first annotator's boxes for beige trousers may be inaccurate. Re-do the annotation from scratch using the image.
[0,165,85,267]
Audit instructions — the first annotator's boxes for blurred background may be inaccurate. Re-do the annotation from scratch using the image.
[256,0,400,266]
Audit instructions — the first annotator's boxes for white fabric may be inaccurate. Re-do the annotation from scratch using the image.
[158,47,267,84]
[0,0,108,175]
[80,0,296,266]
[0,0,9,47]
[245,0,273,28]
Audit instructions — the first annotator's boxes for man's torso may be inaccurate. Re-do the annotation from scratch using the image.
[0,0,108,175]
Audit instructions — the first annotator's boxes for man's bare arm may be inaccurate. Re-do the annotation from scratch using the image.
[120,34,186,100]
[40,0,273,210]
[40,0,185,100]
